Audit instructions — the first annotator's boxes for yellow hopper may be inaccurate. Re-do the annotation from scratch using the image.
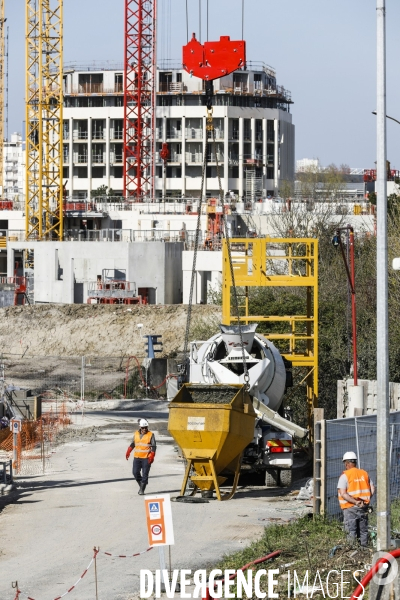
[168,384,256,500]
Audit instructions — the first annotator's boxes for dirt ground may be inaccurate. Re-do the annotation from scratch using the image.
[0,304,221,357]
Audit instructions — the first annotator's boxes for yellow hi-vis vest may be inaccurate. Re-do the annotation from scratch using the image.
[338,467,371,510]
[133,430,153,458]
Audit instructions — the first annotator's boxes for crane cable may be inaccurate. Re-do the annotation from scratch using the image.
[212,112,250,390]
[183,105,250,391]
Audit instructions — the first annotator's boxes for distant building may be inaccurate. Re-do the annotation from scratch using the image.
[3,133,25,202]
[296,158,320,173]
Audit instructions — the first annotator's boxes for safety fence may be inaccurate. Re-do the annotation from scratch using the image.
[0,354,166,476]
[314,410,400,518]
[0,406,70,476]
[12,545,154,600]
[1,354,154,403]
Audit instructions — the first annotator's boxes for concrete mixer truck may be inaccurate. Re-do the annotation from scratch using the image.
[183,323,308,488]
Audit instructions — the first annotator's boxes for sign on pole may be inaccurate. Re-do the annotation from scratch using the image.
[144,494,175,546]
[10,419,21,433]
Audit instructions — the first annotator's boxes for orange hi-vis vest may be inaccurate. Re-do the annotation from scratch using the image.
[338,467,372,510]
[133,430,153,459]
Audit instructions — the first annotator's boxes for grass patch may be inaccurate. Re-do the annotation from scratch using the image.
[214,514,376,599]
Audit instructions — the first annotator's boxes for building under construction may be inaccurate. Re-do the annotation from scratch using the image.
[62,63,294,201]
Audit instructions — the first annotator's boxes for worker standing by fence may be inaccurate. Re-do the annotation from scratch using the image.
[337,451,375,547]
[126,419,156,495]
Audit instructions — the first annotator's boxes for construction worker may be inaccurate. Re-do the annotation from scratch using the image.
[125,418,156,495]
[337,452,375,547]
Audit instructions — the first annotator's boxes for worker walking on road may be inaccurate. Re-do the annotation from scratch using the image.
[337,452,375,547]
[126,419,156,495]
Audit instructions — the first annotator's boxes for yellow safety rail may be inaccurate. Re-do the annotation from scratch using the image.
[222,237,318,433]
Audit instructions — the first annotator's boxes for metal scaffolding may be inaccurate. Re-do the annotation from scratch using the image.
[123,0,156,200]
[25,0,63,240]
[222,237,319,436]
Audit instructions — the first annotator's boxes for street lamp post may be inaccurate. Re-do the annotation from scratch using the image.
[372,110,400,127]
[376,0,390,552]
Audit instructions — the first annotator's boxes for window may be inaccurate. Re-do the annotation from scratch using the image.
[63,167,69,178]
[77,167,87,178]
[92,166,104,178]
[113,166,123,178]
[78,73,103,93]
[115,73,123,92]
[176,73,182,83]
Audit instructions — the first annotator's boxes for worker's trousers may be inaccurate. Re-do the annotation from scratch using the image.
[343,506,368,546]
[133,457,151,485]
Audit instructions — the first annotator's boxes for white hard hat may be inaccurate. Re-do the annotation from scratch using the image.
[343,451,357,462]
[138,418,149,427]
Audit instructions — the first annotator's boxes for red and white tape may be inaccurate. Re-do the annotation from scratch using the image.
[14,549,98,600]
[13,545,154,600]
[102,545,154,558]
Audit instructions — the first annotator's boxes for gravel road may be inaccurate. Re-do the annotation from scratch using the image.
[0,401,311,600]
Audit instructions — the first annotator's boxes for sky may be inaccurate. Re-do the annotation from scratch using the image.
[6,0,400,169]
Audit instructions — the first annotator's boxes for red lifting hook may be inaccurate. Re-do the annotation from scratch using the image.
[182,34,246,81]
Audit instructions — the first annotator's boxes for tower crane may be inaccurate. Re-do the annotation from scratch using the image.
[123,0,156,201]
[0,0,5,197]
[25,0,63,241]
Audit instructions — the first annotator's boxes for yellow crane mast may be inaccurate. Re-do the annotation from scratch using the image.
[25,0,63,241]
[0,0,5,197]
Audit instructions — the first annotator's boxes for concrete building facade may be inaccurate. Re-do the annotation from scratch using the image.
[7,240,183,305]
[2,133,25,202]
[62,62,295,200]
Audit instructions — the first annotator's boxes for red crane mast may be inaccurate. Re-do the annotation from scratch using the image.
[124,0,156,201]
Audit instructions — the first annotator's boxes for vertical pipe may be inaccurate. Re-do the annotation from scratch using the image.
[349,228,358,386]
[376,0,390,552]
[354,417,361,469]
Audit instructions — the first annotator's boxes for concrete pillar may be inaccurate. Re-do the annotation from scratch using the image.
[223,114,229,198]
[87,118,92,198]
[239,117,244,199]
[274,119,279,194]
[251,117,256,160]
[181,116,186,195]
[202,115,207,198]
[7,247,14,277]
[347,385,364,417]
[69,117,74,197]
[105,117,110,189]
[262,118,267,192]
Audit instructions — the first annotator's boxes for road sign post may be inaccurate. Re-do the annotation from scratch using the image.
[144,494,175,593]
[10,418,21,471]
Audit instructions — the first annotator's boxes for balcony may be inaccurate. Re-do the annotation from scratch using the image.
[73,131,89,140]
[207,153,224,163]
[92,131,105,140]
[92,154,105,164]
[159,82,183,93]
[229,131,240,140]
[110,129,123,140]
[185,152,203,164]
[110,153,123,164]
[74,154,88,164]
[167,130,182,140]
[185,129,203,140]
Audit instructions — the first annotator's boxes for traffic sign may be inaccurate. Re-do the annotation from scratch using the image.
[10,419,21,433]
[144,494,174,546]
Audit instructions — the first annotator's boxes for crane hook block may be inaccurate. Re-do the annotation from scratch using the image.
[160,143,170,163]
[182,34,246,81]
